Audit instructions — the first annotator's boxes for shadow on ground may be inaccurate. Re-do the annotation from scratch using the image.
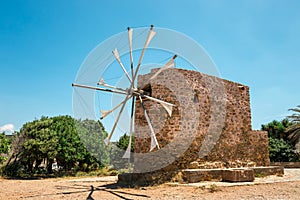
[23,182,150,200]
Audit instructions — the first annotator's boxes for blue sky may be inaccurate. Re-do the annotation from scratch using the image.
[0,0,300,133]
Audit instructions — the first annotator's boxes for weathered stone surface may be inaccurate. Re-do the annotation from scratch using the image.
[271,162,300,168]
[182,169,223,183]
[222,168,255,182]
[252,166,284,177]
[117,170,179,187]
[188,161,200,169]
[118,166,284,186]
[134,68,270,172]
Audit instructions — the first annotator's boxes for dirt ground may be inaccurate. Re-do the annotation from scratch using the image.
[0,175,300,200]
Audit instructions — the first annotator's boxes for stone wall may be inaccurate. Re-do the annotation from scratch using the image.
[271,162,300,168]
[133,68,270,173]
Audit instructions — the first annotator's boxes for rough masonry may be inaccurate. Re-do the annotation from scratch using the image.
[134,68,270,173]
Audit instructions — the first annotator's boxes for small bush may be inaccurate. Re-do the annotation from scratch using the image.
[209,184,219,193]
[268,138,299,162]
[1,162,29,178]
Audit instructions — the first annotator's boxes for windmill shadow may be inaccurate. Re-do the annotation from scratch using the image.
[86,185,94,200]
[88,182,150,200]
[21,179,150,199]
[54,182,150,200]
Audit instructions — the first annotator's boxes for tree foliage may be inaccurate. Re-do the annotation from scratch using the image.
[261,119,291,140]
[286,105,300,146]
[116,133,134,152]
[3,116,109,177]
[268,138,298,162]
[261,119,299,162]
[74,119,110,169]
[0,132,11,164]
[108,133,135,170]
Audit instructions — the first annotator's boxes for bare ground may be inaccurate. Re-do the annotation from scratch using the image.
[1,172,300,200]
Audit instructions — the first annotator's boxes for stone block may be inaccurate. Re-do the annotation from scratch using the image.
[252,166,284,176]
[182,169,223,183]
[222,168,254,182]
[271,162,300,168]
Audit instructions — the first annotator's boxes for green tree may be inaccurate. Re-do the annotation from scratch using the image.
[261,119,291,140]
[0,132,11,164]
[262,119,299,162]
[286,105,300,146]
[116,133,134,152]
[3,116,108,177]
[108,133,135,170]
[18,116,57,173]
[74,119,110,170]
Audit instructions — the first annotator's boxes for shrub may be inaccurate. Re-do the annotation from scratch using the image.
[268,138,299,162]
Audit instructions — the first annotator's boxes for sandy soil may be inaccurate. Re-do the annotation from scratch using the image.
[0,175,300,200]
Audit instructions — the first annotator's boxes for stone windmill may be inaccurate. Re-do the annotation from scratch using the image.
[72,25,280,186]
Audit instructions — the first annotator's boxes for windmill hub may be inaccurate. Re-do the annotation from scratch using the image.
[125,88,140,96]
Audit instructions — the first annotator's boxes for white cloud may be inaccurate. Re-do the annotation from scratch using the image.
[0,124,15,133]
